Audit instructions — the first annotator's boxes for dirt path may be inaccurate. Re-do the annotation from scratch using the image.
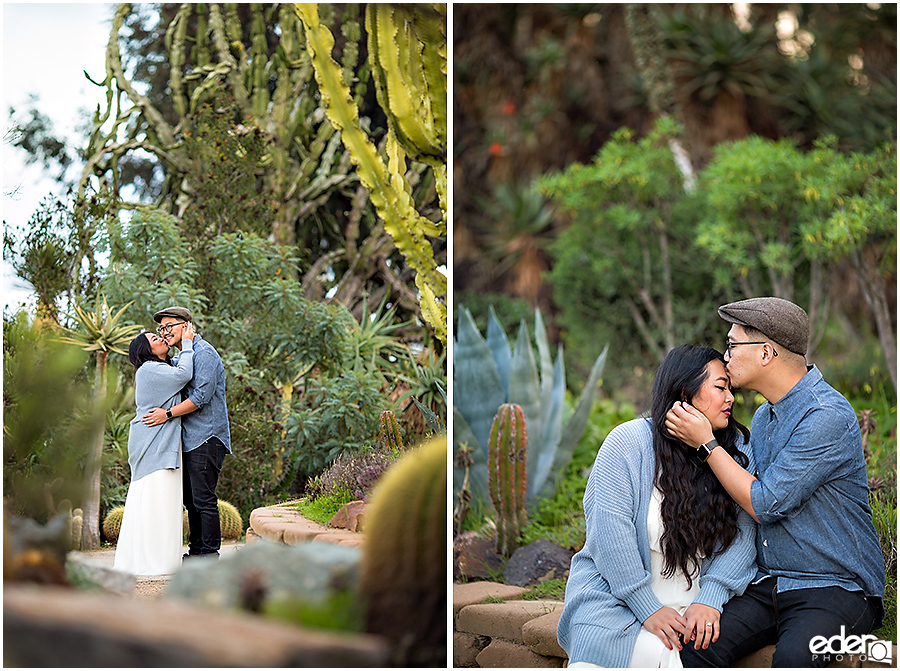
[81,541,244,600]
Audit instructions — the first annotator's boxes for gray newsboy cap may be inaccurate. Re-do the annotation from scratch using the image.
[718,297,808,356]
[153,306,193,323]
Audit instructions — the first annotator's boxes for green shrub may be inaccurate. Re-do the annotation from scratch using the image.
[871,488,897,644]
[285,368,389,490]
[291,491,357,527]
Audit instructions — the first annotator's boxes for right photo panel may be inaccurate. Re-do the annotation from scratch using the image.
[451,4,897,668]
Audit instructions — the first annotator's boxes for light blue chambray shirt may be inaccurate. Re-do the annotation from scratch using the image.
[174,334,232,454]
[749,365,884,609]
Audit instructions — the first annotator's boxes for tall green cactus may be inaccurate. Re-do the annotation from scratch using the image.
[453,306,608,514]
[296,3,447,345]
[488,404,528,557]
[378,410,404,452]
[360,436,446,666]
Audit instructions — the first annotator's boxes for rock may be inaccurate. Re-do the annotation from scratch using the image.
[4,584,390,667]
[504,539,573,587]
[453,531,503,580]
[454,631,490,667]
[65,551,136,596]
[165,539,363,630]
[329,501,367,532]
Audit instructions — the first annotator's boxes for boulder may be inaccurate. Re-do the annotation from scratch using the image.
[166,539,362,630]
[453,531,503,580]
[65,551,136,596]
[504,539,573,587]
[329,501,367,532]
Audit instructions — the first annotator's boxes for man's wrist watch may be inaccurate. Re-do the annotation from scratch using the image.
[165,409,173,420]
[697,438,720,462]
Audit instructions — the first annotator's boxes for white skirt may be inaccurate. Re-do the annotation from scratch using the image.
[113,465,183,576]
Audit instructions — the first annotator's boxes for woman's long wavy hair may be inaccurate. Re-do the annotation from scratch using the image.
[650,344,750,589]
[128,332,172,371]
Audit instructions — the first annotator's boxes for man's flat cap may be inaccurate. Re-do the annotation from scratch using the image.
[153,306,193,323]
[718,297,808,356]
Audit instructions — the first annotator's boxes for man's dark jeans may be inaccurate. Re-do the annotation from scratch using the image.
[183,437,226,556]
[681,577,882,668]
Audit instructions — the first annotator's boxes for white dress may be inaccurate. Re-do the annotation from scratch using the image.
[113,450,184,576]
[568,487,701,669]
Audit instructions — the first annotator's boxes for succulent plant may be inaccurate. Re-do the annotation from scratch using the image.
[360,436,446,667]
[378,410,404,452]
[453,305,607,513]
[218,500,244,540]
[488,403,529,557]
[182,499,244,541]
[102,506,125,543]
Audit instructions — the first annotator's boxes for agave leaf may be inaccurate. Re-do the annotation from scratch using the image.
[533,308,554,405]
[453,407,488,504]
[453,307,505,460]
[537,344,609,501]
[529,347,566,506]
[508,321,542,490]
[485,306,511,393]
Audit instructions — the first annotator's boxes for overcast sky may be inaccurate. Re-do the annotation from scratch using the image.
[2,3,116,312]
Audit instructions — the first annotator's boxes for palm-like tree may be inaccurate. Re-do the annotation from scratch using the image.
[58,295,142,549]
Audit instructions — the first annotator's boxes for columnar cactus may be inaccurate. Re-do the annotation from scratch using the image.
[378,409,404,452]
[487,403,529,557]
[360,436,446,667]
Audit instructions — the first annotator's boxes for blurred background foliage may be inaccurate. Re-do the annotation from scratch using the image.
[454,2,895,398]
[4,3,446,540]
[453,4,895,637]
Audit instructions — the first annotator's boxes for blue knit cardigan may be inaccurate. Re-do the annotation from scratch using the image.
[557,418,757,667]
[126,339,193,482]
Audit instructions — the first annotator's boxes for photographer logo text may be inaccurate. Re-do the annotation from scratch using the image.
[809,627,892,664]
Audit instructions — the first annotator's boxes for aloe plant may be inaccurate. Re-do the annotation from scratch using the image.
[453,305,608,514]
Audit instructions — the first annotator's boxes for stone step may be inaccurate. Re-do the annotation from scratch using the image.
[249,503,364,548]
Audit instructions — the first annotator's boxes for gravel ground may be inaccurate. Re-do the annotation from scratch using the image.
[82,541,244,600]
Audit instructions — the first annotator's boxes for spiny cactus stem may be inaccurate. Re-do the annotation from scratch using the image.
[487,404,528,557]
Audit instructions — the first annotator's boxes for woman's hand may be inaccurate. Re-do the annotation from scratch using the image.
[181,322,196,341]
[665,401,714,449]
[644,606,688,651]
[683,603,721,650]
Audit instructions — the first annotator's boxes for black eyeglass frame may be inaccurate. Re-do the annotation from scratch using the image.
[156,320,187,335]
[725,340,778,357]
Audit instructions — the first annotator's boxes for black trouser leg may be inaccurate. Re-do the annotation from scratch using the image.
[183,438,226,556]
[681,578,779,667]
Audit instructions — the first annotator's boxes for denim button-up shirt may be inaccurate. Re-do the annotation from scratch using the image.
[749,365,884,605]
[174,335,232,454]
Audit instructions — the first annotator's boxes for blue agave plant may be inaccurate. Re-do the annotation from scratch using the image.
[453,305,607,514]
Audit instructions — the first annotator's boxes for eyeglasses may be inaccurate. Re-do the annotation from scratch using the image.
[156,321,186,335]
[725,340,778,357]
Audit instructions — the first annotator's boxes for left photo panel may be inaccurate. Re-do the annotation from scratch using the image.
[3,3,448,668]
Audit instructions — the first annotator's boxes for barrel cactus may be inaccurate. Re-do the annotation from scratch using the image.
[218,500,244,540]
[182,500,244,541]
[102,506,125,543]
[360,436,446,667]
[454,305,608,513]
[378,410,404,452]
[488,404,528,557]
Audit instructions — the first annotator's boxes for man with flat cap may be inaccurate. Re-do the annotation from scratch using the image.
[142,306,231,560]
[666,297,884,668]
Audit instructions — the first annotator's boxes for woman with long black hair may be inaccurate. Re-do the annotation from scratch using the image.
[114,323,195,576]
[557,344,757,668]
